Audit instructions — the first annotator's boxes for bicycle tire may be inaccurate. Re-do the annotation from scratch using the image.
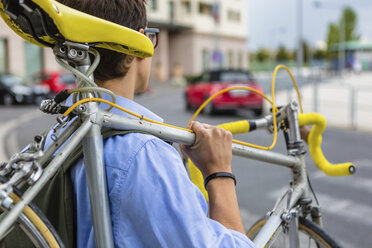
[0,178,64,248]
[247,216,341,248]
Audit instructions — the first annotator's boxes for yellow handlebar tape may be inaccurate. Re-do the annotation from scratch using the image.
[217,120,250,135]
[298,113,355,176]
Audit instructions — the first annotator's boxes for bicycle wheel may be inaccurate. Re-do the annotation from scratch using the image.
[0,179,64,248]
[247,216,341,248]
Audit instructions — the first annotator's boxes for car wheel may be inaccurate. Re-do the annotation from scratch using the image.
[3,93,14,106]
[203,96,215,116]
[253,107,263,116]
[185,93,192,111]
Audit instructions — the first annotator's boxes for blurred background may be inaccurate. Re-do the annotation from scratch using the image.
[0,0,371,247]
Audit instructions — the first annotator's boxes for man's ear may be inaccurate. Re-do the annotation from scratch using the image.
[123,55,135,67]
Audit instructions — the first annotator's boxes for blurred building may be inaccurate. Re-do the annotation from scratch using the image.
[0,21,58,78]
[0,0,248,81]
[328,40,372,72]
[148,0,248,81]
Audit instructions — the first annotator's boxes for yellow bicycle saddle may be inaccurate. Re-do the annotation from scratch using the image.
[0,0,154,58]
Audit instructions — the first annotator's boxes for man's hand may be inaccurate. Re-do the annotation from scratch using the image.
[180,121,232,179]
[300,125,311,143]
[181,121,245,234]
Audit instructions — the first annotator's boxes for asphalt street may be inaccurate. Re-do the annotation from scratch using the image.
[0,83,371,247]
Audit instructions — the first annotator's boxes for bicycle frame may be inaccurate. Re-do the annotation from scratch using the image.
[0,46,312,248]
[0,98,312,248]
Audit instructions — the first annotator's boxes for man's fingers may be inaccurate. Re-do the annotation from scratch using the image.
[202,123,212,129]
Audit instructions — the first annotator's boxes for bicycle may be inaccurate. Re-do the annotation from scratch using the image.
[0,1,355,248]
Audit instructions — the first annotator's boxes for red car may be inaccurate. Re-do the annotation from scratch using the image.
[32,71,77,95]
[185,69,264,116]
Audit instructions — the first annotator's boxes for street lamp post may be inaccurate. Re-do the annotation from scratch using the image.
[212,0,221,69]
[339,14,346,72]
[296,0,303,79]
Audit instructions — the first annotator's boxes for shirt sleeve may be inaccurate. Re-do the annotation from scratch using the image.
[110,137,255,248]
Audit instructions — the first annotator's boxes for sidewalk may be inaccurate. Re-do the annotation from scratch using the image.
[273,72,372,132]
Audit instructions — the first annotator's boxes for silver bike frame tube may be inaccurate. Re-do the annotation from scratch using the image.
[253,156,308,248]
[232,143,301,168]
[103,110,302,168]
[78,64,114,248]
[83,120,114,248]
[253,215,282,248]
[0,118,92,238]
[38,118,81,166]
[289,213,299,248]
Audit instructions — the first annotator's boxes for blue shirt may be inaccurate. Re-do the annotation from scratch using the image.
[48,95,255,247]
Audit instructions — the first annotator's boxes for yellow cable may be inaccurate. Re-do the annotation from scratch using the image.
[64,66,303,151]
[188,86,279,150]
[271,64,304,113]
[186,86,278,200]
[189,87,274,124]
[63,98,192,133]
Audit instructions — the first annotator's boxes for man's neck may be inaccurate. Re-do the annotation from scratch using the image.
[99,69,137,100]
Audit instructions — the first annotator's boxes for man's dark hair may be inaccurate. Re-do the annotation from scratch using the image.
[58,0,148,82]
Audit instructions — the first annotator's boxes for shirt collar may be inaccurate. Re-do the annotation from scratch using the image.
[66,93,163,123]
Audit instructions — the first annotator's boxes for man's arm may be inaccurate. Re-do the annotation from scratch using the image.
[181,121,245,234]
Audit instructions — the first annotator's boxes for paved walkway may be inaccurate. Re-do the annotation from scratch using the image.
[274,72,372,132]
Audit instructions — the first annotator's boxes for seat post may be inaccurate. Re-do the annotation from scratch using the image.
[54,42,115,248]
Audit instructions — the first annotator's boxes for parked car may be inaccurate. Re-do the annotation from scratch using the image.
[32,70,77,95]
[0,74,49,106]
[184,69,264,116]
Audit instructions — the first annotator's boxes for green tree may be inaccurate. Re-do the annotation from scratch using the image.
[326,23,340,47]
[313,49,327,60]
[326,6,359,49]
[302,40,310,64]
[255,48,271,62]
[276,45,290,62]
[341,6,359,41]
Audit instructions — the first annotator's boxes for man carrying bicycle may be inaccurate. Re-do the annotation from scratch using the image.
[54,0,255,247]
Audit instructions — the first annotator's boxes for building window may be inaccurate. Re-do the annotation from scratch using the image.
[227,9,241,22]
[199,3,212,16]
[227,50,234,68]
[25,42,43,76]
[149,0,158,11]
[0,39,7,73]
[169,1,175,23]
[202,49,209,72]
[181,1,191,14]
[238,52,243,69]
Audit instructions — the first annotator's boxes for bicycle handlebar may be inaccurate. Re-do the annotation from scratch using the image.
[217,120,251,134]
[298,113,355,176]
[216,113,355,176]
